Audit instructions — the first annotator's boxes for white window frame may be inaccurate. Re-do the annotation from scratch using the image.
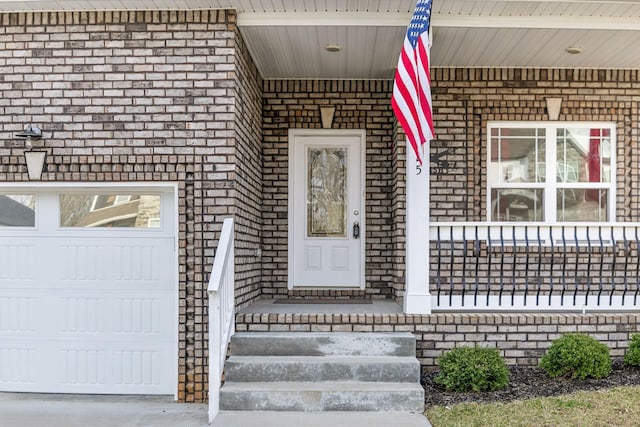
[487,121,616,225]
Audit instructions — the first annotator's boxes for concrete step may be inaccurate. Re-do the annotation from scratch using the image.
[224,355,421,382]
[211,411,431,427]
[219,381,425,412]
[229,332,417,357]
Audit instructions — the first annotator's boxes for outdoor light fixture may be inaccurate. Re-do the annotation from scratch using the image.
[566,46,582,55]
[545,97,563,121]
[324,44,341,53]
[15,124,42,140]
[15,124,46,180]
[319,106,336,129]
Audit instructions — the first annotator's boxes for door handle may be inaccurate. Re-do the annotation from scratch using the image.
[352,221,360,239]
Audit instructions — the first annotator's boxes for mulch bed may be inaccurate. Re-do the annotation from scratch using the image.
[422,359,640,408]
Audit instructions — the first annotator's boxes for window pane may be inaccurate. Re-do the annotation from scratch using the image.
[60,194,161,228]
[490,128,545,184]
[0,194,36,227]
[556,128,611,184]
[307,147,347,237]
[491,189,544,222]
[557,189,608,222]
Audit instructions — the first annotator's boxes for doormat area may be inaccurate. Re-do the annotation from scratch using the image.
[274,299,372,305]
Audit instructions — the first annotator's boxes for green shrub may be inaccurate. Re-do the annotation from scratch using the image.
[435,347,509,392]
[540,333,611,379]
[624,333,640,367]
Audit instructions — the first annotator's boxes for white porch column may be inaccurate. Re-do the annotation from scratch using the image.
[404,143,431,314]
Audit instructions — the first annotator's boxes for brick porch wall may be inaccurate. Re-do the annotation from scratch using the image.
[259,69,640,303]
[430,67,640,222]
[427,68,640,298]
[231,26,263,309]
[0,9,239,402]
[236,312,640,368]
[391,124,407,305]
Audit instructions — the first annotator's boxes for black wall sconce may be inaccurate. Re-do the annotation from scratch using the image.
[15,124,46,180]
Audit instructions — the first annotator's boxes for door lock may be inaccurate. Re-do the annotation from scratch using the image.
[353,221,360,239]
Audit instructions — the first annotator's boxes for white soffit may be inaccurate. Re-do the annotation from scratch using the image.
[1,1,640,78]
[433,27,640,69]
[241,25,406,79]
[0,0,417,12]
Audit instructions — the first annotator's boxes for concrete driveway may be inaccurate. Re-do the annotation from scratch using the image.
[0,393,208,427]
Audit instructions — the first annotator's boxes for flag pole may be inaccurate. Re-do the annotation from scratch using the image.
[392,0,434,314]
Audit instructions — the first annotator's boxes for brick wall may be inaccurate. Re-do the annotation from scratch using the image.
[429,68,640,222]
[262,80,397,299]
[236,312,640,368]
[231,26,263,308]
[0,9,241,403]
[391,124,407,304]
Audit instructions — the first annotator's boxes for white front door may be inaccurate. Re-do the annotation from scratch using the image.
[288,129,365,289]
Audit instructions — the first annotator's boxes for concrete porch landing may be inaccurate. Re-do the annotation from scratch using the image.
[238,299,404,314]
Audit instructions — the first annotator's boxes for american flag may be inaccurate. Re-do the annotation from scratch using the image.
[391,0,435,165]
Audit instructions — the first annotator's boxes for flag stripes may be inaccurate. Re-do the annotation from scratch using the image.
[392,0,435,165]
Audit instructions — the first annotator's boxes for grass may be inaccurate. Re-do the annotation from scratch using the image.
[426,386,640,427]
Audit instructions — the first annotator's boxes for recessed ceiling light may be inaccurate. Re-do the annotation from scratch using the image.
[325,44,341,53]
[566,46,582,55]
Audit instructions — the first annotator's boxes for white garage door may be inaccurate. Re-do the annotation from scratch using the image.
[0,187,176,395]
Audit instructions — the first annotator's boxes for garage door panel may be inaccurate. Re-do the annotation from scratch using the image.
[51,291,174,337]
[0,296,37,333]
[55,238,173,285]
[0,244,34,281]
[57,348,170,393]
[0,346,172,394]
[58,348,108,387]
[58,296,107,334]
[0,345,36,386]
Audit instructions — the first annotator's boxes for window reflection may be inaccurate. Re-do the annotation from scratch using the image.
[556,128,611,184]
[491,189,544,222]
[60,194,161,228]
[0,194,36,227]
[489,128,545,184]
[557,189,608,222]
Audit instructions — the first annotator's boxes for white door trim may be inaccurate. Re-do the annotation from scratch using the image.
[0,182,179,398]
[287,129,366,290]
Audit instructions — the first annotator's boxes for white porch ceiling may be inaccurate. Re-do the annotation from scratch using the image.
[1,0,640,79]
